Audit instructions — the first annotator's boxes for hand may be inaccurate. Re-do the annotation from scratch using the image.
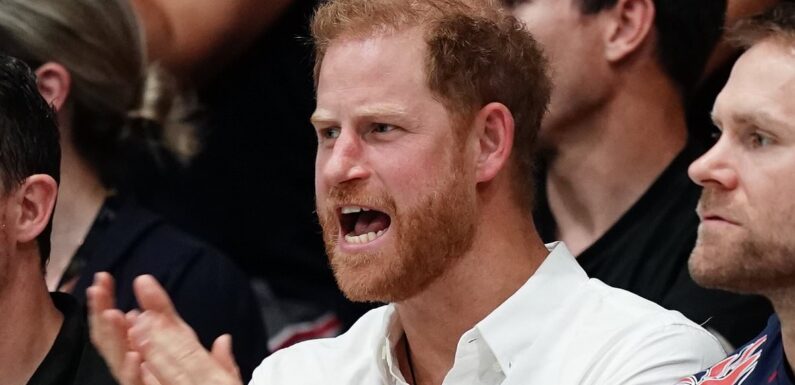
[87,272,148,385]
[127,275,243,385]
[88,273,243,385]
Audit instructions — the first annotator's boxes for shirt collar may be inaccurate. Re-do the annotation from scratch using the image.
[382,306,408,383]
[375,242,588,382]
[475,242,588,374]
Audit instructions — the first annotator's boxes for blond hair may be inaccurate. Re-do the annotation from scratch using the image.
[0,0,197,186]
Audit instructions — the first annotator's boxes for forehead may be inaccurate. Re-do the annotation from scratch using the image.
[511,0,582,23]
[714,39,795,125]
[315,29,430,112]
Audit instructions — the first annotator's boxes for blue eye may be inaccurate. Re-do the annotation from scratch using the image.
[372,123,395,133]
[322,127,341,139]
[749,132,771,148]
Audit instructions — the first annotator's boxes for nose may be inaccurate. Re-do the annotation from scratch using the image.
[319,129,370,186]
[688,138,738,191]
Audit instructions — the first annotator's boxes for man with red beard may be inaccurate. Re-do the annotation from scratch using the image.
[676,4,795,385]
[86,0,726,384]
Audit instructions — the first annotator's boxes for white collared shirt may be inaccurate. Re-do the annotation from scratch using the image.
[251,243,726,385]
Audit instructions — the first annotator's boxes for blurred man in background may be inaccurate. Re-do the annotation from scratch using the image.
[505,0,772,347]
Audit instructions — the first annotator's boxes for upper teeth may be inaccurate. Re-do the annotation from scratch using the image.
[341,206,371,214]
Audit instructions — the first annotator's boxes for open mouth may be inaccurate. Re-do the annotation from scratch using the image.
[339,206,392,244]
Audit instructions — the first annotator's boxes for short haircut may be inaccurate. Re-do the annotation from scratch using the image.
[503,0,727,96]
[311,0,552,211]
[0,54,60,265]
[728,2,795,49]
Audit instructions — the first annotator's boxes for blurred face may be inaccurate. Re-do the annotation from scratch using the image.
[312,29,478,303]
[510,0,606,147]
[688,39,795,294]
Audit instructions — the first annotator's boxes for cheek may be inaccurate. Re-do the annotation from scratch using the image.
[314,156,331,199]
[742,159,795,207]
[389,147,457,185]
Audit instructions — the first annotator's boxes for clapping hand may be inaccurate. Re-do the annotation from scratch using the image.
[88,273,244,385]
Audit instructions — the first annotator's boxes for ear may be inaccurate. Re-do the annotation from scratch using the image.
[34,62,72,112]
[603,0,655,63]
[9,175,58,245]
[473,102,515,184]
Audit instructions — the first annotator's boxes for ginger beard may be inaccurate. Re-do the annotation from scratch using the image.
[689,189,795,294]
[318,159,477,303]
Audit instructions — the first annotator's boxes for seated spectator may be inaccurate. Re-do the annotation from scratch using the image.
[88,1,726,384]
[128,0,373,346]
[504,0,772,347]
[677,4,795,384]
[0,54,114,385]
[0,0,267,379]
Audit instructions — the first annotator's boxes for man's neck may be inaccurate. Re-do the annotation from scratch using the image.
[0,262,63,385]
[394,198,549,385]
[545,77,687,256]
[48,144,108,291]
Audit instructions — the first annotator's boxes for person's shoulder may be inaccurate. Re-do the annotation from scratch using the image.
[106,199,252,302]
[250,305,392,385]
[544,280,726,384]
[111,198,237,271]
[574,279,727,377]
[583,277,713,329]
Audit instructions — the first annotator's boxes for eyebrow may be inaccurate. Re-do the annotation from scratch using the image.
[310,105,417,126]
[310,111,335,127]
[711,109,785,130]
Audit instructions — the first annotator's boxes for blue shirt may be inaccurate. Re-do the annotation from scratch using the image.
[677,315,794,385]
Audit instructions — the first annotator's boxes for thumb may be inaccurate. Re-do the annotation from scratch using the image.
[211,334,240,377]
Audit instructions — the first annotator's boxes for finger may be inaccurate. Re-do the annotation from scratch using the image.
[89,272,116,309]
[89,307,131,378]
[88,273,121,351]
[133,275,178,317]
[87,273,116,327]
[211,334,240,377]
[126,309,141,324]
[118,351,145,385]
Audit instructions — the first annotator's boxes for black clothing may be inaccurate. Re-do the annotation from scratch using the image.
[66,196,268,381]
[679,315,794,385]
[127,0,373,333]
[534,139,773,347]
[27,293,116,385]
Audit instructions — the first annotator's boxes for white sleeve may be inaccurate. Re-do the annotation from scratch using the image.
[594,323,727,385]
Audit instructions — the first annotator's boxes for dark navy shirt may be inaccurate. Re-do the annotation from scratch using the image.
[677,315,794,385]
